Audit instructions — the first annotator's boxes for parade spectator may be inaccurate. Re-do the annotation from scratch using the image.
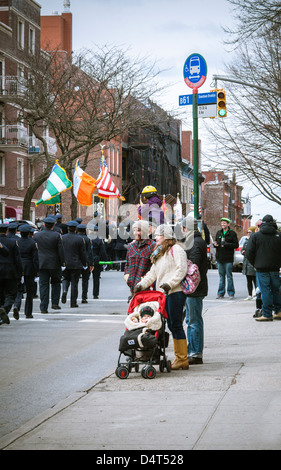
[181,216,208,365]
[246,214,281,321]
[241,227,256,300]
[134,224,188,370]
[214,217,239,299]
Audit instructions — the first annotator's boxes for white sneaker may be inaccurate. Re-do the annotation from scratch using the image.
[244,296,253,300]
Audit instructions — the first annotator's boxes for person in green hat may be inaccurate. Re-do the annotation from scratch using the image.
[214,218,239,299]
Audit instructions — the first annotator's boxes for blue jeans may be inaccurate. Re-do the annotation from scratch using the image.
[185,296,204,358]
[166,291,186,340]
[256,272,281,318]
[217,262,235,297]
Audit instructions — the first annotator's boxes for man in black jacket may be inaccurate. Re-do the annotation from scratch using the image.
[61,221,87,307]
[0,223,23,325]
[34,216,65,313]
[181,217,208,364]
[214,218,239,299]
[246,214,281,321]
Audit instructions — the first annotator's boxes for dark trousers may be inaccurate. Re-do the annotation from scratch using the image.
[39,269,61,311]
[92,265,101,298]
[0,278,18,314]
[14,276,35,316]
[81,268,90,301]
[166,291,186,340]
[62,269,80,306]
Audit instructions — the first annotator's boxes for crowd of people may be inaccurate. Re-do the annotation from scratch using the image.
[0,185,280,370]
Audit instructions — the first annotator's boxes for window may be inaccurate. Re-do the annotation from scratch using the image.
[17,158,24,189]
[0,154,5,186]
[28,161,34,184]
[17,20,24,50]
[28,28,35,55]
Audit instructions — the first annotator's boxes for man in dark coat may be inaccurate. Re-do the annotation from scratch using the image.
[246,214,281,321]
[16,224,39,319]
[61,221,87,307]
[91,225,107,299]
[77,224,94,303]
[34,216,65,313]
[214,217,239,299]
[181,216,208,364]
[0,223,23,325]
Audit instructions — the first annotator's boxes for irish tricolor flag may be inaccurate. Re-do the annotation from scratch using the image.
[36,161,72,206]
[73,161,96,206]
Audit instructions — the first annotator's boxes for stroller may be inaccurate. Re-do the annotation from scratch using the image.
[115,290,171,379]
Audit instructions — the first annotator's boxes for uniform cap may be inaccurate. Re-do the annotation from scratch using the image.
[66,220,78,227]
[77,224,87,230]
[43,216,56,224]
[18,224,32,233]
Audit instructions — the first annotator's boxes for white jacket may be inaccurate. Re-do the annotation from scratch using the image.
[124,301,162,332]
[138,243,187,294]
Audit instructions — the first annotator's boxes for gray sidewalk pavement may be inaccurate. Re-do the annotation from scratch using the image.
[1,297,281,450]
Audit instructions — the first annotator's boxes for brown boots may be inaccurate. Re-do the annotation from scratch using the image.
[171,339,189,370]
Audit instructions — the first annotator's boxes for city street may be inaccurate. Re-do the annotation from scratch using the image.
[0,269,249,439]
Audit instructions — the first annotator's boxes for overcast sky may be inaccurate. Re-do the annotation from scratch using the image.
[39,0,281,221]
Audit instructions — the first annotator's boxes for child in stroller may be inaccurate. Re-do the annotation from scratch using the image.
[116,290,171,379]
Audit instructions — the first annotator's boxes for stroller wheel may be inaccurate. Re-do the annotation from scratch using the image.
[159,359,165,373]
[166,359,172,372]
[115,365,129,379]
[142,365,156,379]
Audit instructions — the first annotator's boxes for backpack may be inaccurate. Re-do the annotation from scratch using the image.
[181,259,201,294]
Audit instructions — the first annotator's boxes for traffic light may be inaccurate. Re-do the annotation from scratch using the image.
[217,89,227,117]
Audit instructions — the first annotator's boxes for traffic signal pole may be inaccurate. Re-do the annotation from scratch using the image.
[192,88,199,219]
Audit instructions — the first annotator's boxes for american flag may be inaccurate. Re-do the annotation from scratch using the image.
[96,151,125,200]
[189,193,202,214]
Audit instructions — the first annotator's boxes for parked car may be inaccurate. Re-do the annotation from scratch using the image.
[233,235,248,271]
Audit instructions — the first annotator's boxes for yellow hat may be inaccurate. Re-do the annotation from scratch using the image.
[141,185,157,194]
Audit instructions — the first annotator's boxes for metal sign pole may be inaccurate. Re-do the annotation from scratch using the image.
[192,88,199,220]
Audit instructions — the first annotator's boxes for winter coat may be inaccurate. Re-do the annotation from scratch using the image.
[184,231,208,297]
[242,237,256,276]
[215,228,239,263]
[34,227,65,270]
[245,222,281,272]
[124,301,162,331]
[137,243,187,295]
[138,195,164,225]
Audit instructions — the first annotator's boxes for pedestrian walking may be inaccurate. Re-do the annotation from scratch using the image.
[134,224,189,370]
[61,221,87,308]
[214,217,239,299]
[77,223,94,303]
[91,225,107,299]
[241,227,256,300]
[15,224,39,319]
[124,220,156,296]
[181,216,208,365]
[0,223,23,325]
[6,221,19,239]
[34,216,65,314]
[245,214,281,322]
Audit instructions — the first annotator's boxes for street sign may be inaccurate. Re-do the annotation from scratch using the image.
[179,91,217,106]
[183,53,207,89]
[198,104,217,118]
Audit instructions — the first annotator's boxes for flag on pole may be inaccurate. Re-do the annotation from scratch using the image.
[73,161,96,206]
[36,161,72,206]
[189,192,202,215]
[38,194,61,205]
[96,149,125,200]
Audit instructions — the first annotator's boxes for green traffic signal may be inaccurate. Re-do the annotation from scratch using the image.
[217,90,227,117]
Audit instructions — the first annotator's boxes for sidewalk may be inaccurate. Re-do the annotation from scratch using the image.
[1,298,281,450]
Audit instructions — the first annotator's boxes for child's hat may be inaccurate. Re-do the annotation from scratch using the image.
[140,306,154,317]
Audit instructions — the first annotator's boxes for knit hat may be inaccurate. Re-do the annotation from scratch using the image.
[181,216,198,230]
[132,220,149,238]
[154,224,175,239]
[248,226,256,233]
[140,306,154,317]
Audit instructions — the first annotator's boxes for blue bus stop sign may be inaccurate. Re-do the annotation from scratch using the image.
[183,53,207,89]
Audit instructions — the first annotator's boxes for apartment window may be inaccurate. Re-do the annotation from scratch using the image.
[17,158,24,189]
[17,20,24,50]
[116,147,119,175]
[0,154,5,186]
[28,28,35,55]
[28,161,35,184]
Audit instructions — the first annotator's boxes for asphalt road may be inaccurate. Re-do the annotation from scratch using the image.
[0,269,249,438]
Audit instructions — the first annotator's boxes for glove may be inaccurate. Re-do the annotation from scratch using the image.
[133,284,142,294]
[160,283,171,294]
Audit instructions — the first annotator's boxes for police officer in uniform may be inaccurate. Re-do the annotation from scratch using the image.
[7,221,19,239]
[34,216,65,313]
[77,224,94,303]
[61,221,87,308]
[16,224,39,319]
[55,214,68,234]
[0,223,23,325]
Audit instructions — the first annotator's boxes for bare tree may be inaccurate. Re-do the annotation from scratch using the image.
[225,0,281,45]
[206,33,281,206]
[13,45,173,218]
